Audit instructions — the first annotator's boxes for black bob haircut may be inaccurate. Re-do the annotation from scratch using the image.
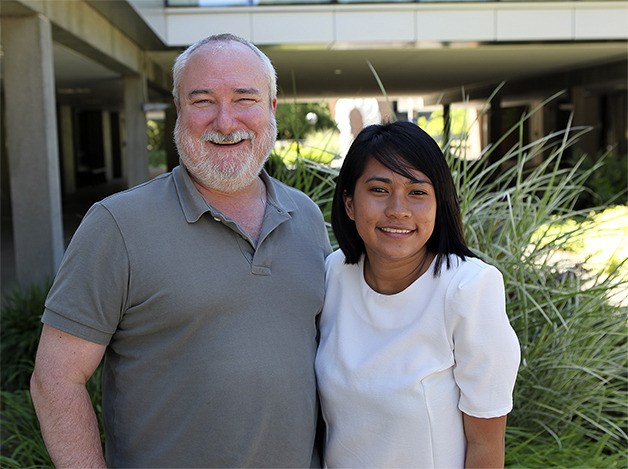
[331,120,476,276]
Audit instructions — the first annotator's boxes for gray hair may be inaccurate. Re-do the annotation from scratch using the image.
[172,33,277,107]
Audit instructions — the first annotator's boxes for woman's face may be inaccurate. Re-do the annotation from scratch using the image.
[344,157,437,266]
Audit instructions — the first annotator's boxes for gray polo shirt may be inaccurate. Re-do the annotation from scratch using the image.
[43,165,332,468]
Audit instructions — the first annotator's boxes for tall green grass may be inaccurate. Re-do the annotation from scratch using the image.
[445,99,627,465]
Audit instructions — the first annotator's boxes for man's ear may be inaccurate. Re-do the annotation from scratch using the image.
[344,192,355,221]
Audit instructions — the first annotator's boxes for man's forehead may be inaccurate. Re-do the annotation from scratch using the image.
[192,40,252,58]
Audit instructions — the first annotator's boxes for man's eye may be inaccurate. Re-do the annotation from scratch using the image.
[369,187,387,193]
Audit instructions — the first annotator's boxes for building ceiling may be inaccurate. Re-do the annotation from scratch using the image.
[52,38,627,108]
[1,0,626,108]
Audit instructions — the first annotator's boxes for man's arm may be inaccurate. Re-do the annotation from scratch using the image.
[30,324,107,468]
[462,413,507,469]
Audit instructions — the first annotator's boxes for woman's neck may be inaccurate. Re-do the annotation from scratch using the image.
[363,251,435,295]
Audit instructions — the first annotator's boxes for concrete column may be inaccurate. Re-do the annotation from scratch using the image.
[572,86,600,158]
[528,100,544,166]
[124,75,149,187]
[102,110,114,181]
[2,15,64,288]
[59,105,76,194]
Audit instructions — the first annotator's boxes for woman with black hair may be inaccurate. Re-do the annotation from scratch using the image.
[315,121,520,468]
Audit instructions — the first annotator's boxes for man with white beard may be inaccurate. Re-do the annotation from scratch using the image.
[30,34,332,468]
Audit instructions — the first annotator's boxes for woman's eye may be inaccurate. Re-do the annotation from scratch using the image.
[369,187,387,193]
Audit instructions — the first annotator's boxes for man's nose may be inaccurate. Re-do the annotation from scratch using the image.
[213,103,238,133]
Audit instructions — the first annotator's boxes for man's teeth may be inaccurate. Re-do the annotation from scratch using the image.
[213,138,242,144]
[380,227,411,234]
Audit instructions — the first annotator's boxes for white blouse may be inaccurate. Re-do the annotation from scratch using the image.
[315,249,521,468]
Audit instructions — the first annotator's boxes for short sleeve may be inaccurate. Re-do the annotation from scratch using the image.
[446,261,521,418]
[42,203,130,345]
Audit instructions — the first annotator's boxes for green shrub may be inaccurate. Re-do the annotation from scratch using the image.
[0,391,53,468]
[446,103,627,463]
[571,149,628,209]
[276,101,337,141]
[0,283,50,392]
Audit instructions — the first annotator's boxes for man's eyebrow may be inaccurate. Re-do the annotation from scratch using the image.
[233,87,261,95]
[187,87,261,98]
[187,88,211,98]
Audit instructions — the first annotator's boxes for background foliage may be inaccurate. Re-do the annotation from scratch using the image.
[1,98,626,467]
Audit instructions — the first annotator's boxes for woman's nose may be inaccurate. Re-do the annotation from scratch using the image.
[385,194,411,218]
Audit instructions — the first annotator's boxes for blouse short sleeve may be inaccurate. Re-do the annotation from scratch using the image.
[445,259,521,418]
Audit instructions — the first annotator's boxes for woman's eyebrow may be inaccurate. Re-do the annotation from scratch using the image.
[365,176,392,184]
[365,175,432,185]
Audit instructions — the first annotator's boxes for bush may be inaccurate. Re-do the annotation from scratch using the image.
[571,149,628,209]
[446,105,627,464]
[0,390,53,468]
[275,102,337,141]
[0,283,50,392]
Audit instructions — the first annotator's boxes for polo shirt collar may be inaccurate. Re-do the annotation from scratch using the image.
[173,163,298,224]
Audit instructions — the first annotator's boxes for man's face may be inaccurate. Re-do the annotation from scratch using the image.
[174,41,277,193]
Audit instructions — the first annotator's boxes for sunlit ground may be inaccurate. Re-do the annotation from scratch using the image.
[580,205,627,273]
[541,205,628,306]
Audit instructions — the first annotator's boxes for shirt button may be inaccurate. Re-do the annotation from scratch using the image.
[213,217,221,222]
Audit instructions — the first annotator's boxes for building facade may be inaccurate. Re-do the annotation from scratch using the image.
[1,0,626,288]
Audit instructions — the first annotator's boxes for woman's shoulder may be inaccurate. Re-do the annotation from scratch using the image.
[326,248,349,271]
[442,255,503,289]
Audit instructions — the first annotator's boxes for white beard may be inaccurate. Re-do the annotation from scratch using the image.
[174,116,277,193]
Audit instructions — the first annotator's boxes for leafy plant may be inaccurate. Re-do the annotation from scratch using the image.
[0,391,53,468]
[275,101,337,141]
[265,151,338,244]
[570,148,628,209]
[0,282,50,391]
[443,100,627,463]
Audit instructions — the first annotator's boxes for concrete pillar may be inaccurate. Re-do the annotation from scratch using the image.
[124,75,149,187]
[102,110,114,181]
[59,105,76,195]
[528,100,544,166]
[2,15,64,288]
[572,86,600,157]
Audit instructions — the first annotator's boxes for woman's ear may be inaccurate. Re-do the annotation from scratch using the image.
[343,192,355,221]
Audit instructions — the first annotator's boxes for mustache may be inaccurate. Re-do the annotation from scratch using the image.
[201,129,255,144]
